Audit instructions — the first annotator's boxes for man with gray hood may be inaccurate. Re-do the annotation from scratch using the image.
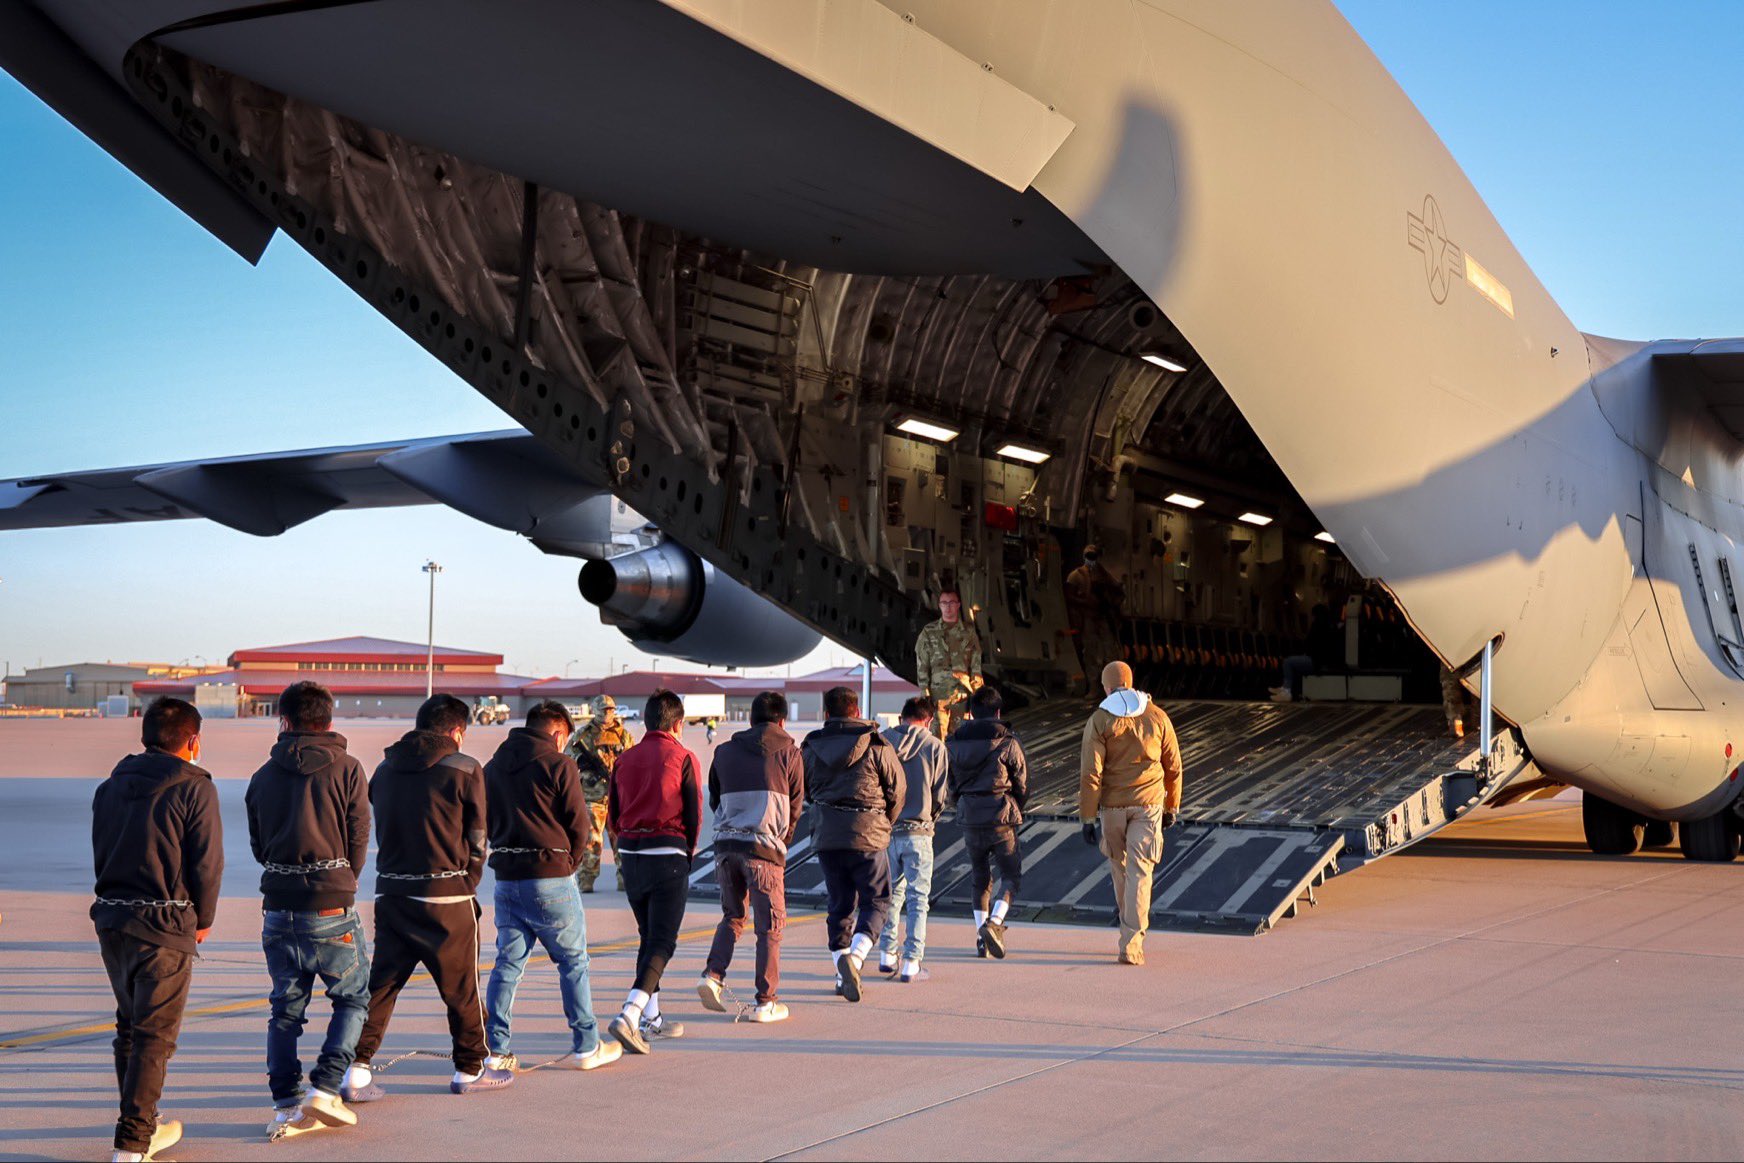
[697,691,804,1023]
[876,696,948,982]
[801,685,905,1002]
[1079,661,1183,965]
[244,681,371,1139]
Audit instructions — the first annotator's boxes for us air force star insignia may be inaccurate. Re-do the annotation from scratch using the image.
[1406,195,1464,304]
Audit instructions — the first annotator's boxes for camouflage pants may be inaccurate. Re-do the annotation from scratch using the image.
[575,801,614,892]
[931,699,964,741]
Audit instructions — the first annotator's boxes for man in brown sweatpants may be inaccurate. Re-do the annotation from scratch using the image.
[1078,661,1183,965]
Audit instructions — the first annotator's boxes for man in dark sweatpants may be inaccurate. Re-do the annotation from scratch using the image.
[605,689,704,1054]
[345,694,512,1099]
[245,681,371,1139]
[947,685,1029,960]
[802,686,905,1003]
[91,697,223,1163]
[697,690,805,1023]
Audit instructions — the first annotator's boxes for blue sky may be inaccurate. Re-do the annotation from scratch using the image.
[1,2,1740,680]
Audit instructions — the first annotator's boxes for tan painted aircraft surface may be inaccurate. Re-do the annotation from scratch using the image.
[3,0,1739,863]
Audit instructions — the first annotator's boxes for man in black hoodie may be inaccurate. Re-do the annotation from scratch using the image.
[345,694,513,1099]
[481,701,621,1072]
[801,685,905,1003]
[91,696,222,1163]
[244,681,371,1139]
[946,685,1028,959]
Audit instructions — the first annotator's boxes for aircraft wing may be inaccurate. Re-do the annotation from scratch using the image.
[0,429,605,538]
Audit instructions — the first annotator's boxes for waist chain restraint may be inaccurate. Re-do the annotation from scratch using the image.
[95,897,192,908]
[377,868,469,881]
[263,858,352,875]
[491,846,570,856]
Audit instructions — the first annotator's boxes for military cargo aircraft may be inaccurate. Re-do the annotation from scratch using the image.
[3,0,1738,929]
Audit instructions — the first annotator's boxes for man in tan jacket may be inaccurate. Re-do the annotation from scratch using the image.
[1078,661,1182,965]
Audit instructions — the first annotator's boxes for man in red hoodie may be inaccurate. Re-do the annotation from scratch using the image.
[605,689,703,1055]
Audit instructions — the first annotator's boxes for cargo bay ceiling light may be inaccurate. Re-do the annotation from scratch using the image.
[1141,351,1188,373]
[894,415,960,443]
[1315,531,1337,543]
[995,442,1051,465]
[1238,511,1274,526]
[1164,491,1205,509]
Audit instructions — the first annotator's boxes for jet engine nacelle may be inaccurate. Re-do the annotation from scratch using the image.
[578,542,821,668]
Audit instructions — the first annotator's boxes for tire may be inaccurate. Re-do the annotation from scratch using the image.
[1643,819,1677,848]
[1582,792,1645,856]
[1679,811,1740,862]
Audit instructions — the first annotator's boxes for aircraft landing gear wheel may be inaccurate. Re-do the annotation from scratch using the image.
[1679,812,1740,862]
[1582,792,1645,855]
[1643,819,1677,848]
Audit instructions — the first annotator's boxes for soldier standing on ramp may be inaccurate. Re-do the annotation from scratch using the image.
[1066,545,1126,699]
[568,695,633,893]
[914,587,983,740]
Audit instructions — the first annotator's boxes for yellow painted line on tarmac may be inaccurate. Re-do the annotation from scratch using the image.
[0,911,822,1051]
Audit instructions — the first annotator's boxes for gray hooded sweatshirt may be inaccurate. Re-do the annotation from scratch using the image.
[881,723,949,837]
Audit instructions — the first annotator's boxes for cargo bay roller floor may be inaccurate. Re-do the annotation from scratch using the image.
[692,698,1483,934]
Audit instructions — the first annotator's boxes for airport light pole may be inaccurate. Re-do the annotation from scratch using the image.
[564,658,581,678]
[422,561,444,699]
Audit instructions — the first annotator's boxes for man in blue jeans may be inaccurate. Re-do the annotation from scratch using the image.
[878,697,948,982]
[244,681,371,1140]
[482,701,623,1072]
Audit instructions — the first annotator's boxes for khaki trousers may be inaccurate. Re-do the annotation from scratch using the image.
[1100,805,1165,957]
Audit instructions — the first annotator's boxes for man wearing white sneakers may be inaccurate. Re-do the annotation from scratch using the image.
[482,701,623,1072]
[697,691,805,1023]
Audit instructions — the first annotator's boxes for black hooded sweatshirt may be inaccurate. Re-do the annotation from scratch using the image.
[946,718,1029,830]
[484,727,591,881]
[245,731,371,911]
[370,729,487,898]
[800,718,905,852]
[90,748,224,953]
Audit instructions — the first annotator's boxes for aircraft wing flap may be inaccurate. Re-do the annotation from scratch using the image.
[0,431,533,534]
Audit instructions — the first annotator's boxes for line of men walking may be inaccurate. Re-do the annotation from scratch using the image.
[88,662,1181,1161]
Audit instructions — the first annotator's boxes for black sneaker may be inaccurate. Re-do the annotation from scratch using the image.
[975,936,988,959]
[837,955,862,1003]
[980,920,1007,959]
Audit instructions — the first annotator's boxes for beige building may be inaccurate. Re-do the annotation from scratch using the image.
[2,661,208,712]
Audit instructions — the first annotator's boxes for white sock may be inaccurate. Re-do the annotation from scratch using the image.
[344,1064,372,1090]
[880,950,897,969]
[114,1154,145,1163]
[644,991,661,1022]
[848,932,873,965]
[452,1068,482,1084]
[312,1087,339,1100]
[901,957,921,977]
[974,909,988,928]
[991,900,1009,924]
[622,987,650,1025]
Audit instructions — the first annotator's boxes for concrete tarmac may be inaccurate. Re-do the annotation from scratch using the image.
[2,723,1742,1160]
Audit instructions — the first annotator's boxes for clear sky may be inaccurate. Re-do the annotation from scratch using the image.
[1,2,1740,680]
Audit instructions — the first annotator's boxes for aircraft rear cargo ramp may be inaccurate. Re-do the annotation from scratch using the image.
[691,699,1527,935]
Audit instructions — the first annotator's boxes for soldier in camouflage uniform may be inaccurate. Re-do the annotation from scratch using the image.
[914,588,984,740]
[567,694,634,892]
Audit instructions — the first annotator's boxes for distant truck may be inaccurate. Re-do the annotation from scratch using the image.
[680,692,726,724]
[472,696,511,726]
